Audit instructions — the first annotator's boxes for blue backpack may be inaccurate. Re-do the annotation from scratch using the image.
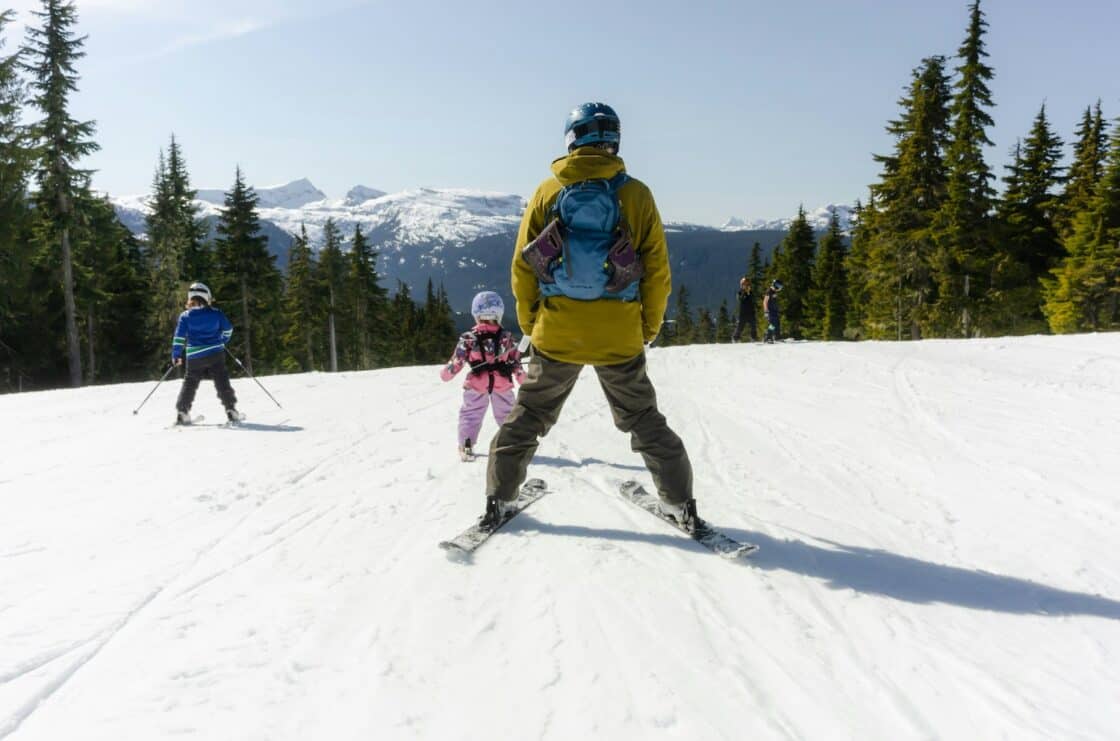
[521,172,643,301]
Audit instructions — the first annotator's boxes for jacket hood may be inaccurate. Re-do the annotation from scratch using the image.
[550,148,626,186]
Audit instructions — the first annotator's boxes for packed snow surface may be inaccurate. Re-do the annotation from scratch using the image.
[2,335,1118,740]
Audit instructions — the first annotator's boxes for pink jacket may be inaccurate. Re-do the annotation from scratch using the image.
[440,323,525,393]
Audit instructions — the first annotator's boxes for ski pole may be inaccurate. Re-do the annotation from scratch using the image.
[132,363,177,415]
[225,346,283,408]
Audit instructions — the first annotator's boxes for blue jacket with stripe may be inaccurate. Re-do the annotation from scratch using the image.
[171,306,234,362]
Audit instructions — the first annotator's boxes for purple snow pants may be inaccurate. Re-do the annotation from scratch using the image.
[458,388,515,448]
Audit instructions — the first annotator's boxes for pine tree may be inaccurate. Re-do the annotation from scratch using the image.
[317,218,345,371]
[72,193,151,382]
[1059,101,1107,239]
[20,0,99,387]
[213,166,282,374]
[843,199,870,338]
[993,105,1065,333]
[281,225,319,371]
[934,0,997,336]
[715,300,733,343]
[145,151,184,359]
[0,9,33,385]
[809,210,849,340]
[672,284,695,345]
[387,281,422,364]
[695,307,715,344]
[1043,119,1120,332]
[862,55,951,339]
[749,241,765,289]
[775,206,816,339]
[418,281,457,362]
[345,223,387,369]
[166,135,210,281]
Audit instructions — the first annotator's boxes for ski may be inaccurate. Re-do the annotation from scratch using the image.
[439,478,548,555]
[618,480,758,559]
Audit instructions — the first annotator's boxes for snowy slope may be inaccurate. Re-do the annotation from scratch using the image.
[2,335,1119,740]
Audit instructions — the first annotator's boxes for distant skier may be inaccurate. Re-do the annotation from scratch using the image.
[763,279,783,343]
[171,282,241,425]
[483,101,697,528]
[732,276,757,342]
[440,291,525,461]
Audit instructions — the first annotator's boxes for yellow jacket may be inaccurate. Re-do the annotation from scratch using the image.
[512,148,672,365]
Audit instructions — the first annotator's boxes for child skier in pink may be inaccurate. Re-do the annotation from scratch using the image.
[440,291,525,461]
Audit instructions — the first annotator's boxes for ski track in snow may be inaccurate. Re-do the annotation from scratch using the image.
[2,338,1119,739]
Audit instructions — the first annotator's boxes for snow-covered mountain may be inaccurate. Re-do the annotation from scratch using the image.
[195,177,328,210]
[111,179,525,251]
[718,203,856,232]
[3,334,1118,739]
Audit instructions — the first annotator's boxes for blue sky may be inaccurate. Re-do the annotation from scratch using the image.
[5,0,1118,225]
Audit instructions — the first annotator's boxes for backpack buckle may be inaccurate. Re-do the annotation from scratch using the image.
[603,227,643,293]
[520,217,565,284]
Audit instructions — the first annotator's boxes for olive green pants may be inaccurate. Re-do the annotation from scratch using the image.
[486,349,693,505]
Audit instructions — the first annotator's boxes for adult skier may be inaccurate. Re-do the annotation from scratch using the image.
[763,279,783,343]
[732,276,757,342]
[483,101,697,527]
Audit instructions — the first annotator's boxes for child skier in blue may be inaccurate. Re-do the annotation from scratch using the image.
[440,291,525,461]
[171,282,242,425]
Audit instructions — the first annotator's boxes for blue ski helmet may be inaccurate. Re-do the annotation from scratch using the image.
[471,291,504,323]
[770,279,784,292]
[564,102,621,152]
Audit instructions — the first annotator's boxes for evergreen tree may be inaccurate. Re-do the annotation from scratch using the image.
[166,135,210,281]
[695,307,715,344]
[145,151,184,360]
[1059,102,1107,239]
[993,105,1065,333]
[843,199,871,338]
[775,206,816,339]
[21,0,99,387]
[749,241,765,290]
[0,9,33,388]
[672,284,695,345]
[213,166,282,374]
[863,55,951,339]
[281,225,320,371]
[715,300,733,343]
[72,193,151,382]
[933,0,997,336]
[317,218,345,371]
[418,281,457,363]
[1043,119,1120,332]
[808,210,849,340]
[345,223,387,369]
[387,281,422,364]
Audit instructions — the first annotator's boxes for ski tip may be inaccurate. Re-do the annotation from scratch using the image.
[439,542,474,563]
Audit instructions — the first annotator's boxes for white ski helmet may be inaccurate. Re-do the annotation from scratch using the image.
[470,291,504,323]
[187,282,212,304]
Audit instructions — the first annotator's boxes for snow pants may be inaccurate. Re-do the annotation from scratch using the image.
[176,352,237,413]
[764,316,781,343]
[487,349,693,505]
[733,312,757,342]
[458,388,515,448]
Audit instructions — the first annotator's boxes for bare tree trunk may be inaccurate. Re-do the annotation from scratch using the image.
[240,275,252,374]
[87,307,96,384]
[328,285,338,372]
[61,226,82,387]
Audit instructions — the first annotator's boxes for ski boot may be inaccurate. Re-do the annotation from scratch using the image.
[459,438,475,462]
[175,410,193,426]
[479,495,517,528]
[659,498,701,534]
[225,407,245,425]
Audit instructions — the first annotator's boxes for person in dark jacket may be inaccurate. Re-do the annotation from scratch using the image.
[732,276,757,342]
[763,279,783,343]
[172,282,241,425]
